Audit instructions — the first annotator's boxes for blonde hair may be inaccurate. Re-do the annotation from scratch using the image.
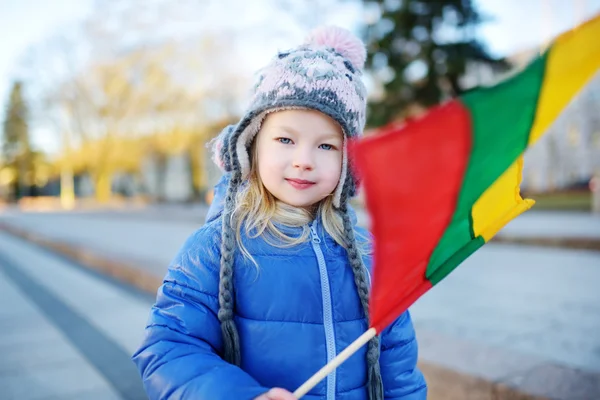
[231,137,368,266]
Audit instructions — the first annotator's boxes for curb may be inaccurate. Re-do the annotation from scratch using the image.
[492,235,600,252]
[0,222,162,294]
[0,222,552,400]
[358,210,600,253]
[419,362,548,400]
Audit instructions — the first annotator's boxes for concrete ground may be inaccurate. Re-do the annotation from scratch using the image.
[1,208,599,399]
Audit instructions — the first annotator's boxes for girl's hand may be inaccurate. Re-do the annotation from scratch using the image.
[254,388,297,400]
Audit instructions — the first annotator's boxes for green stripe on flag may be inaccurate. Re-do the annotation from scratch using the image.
[426,51,549,282]
[429,237,485,286]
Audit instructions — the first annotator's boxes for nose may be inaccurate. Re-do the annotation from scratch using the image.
[292,146,314,171]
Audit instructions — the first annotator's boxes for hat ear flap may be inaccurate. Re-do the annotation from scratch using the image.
[210,125,236,172]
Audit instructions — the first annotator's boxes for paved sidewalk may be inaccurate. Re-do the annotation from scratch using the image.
[1,210,600,399]
[0,231,151,400]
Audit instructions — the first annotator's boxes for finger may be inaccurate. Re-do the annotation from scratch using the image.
[266,388,297,400]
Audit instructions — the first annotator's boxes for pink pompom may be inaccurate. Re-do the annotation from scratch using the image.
[305,26,366,71]
[209,135,226,171]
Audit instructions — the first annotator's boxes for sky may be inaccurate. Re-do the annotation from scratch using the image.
[0,0,93,100]
[476,0,600,55]
[1,0,600,154]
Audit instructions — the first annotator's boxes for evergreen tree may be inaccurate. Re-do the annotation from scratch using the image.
[363,0,509,127]
[2,81,32,200]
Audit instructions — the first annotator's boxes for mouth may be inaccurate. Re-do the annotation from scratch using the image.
[285,178,316,190]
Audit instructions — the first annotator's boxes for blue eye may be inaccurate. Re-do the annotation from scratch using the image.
[319,144,334,150]
[277,137,293,144]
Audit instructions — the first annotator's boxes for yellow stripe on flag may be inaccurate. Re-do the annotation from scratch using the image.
[472,156,535,241]
[528,13,600,146]
[474,13,600,241]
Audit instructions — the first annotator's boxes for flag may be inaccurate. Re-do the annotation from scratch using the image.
[351,13,600,333]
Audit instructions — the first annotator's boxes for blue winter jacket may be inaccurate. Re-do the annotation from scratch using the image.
[132,175,427,399]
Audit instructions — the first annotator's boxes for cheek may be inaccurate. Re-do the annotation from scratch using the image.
[321,153,343,185]
[256,141,283,179]
[259,148,283,169]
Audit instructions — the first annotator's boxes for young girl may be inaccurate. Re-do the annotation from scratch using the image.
[133,26,427,400]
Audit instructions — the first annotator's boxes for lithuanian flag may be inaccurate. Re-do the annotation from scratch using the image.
[352,14,600,332]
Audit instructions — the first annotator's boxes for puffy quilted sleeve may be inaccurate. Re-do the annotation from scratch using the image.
[379,311,427,399]
[132,223,269,400]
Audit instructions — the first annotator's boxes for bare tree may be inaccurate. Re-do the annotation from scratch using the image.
[19,0,322,203]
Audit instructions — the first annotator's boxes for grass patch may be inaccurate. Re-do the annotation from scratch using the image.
[523,190,591,211]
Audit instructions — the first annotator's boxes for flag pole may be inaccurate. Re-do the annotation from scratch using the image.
[293,327,377,399]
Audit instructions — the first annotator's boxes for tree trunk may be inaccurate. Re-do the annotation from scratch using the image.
[187,142,204,202]
[94,170,112,203]
[60,165,75,209]
[155,152,167,202]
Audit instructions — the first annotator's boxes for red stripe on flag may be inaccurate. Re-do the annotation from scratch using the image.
[350,100,472,333]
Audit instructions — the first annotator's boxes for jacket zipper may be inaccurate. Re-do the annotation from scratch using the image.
[310,221,336,400]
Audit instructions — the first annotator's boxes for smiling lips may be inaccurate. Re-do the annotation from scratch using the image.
[285,178,316,190]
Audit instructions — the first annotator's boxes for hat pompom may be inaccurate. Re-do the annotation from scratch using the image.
[305,26,366,71]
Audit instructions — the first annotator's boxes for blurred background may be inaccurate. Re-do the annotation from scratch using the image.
[0,0,599,399]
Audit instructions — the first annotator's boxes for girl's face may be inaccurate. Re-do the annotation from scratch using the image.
[255,109,343,209]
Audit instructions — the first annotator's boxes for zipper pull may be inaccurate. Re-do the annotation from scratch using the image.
[310,224,321,243]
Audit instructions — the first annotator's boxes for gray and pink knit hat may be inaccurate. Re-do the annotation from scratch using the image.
[211,25,369,207]
[212,26,384,399]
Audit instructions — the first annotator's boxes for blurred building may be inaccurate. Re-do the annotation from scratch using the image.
[62,150,207,203]
[522,73,600,192]
[139,153,195,202]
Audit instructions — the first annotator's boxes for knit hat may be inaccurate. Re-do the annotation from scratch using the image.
[211,25,369,207]
[211,26,383,399]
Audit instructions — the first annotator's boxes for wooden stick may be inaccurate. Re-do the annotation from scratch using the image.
[293,327,377,399]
